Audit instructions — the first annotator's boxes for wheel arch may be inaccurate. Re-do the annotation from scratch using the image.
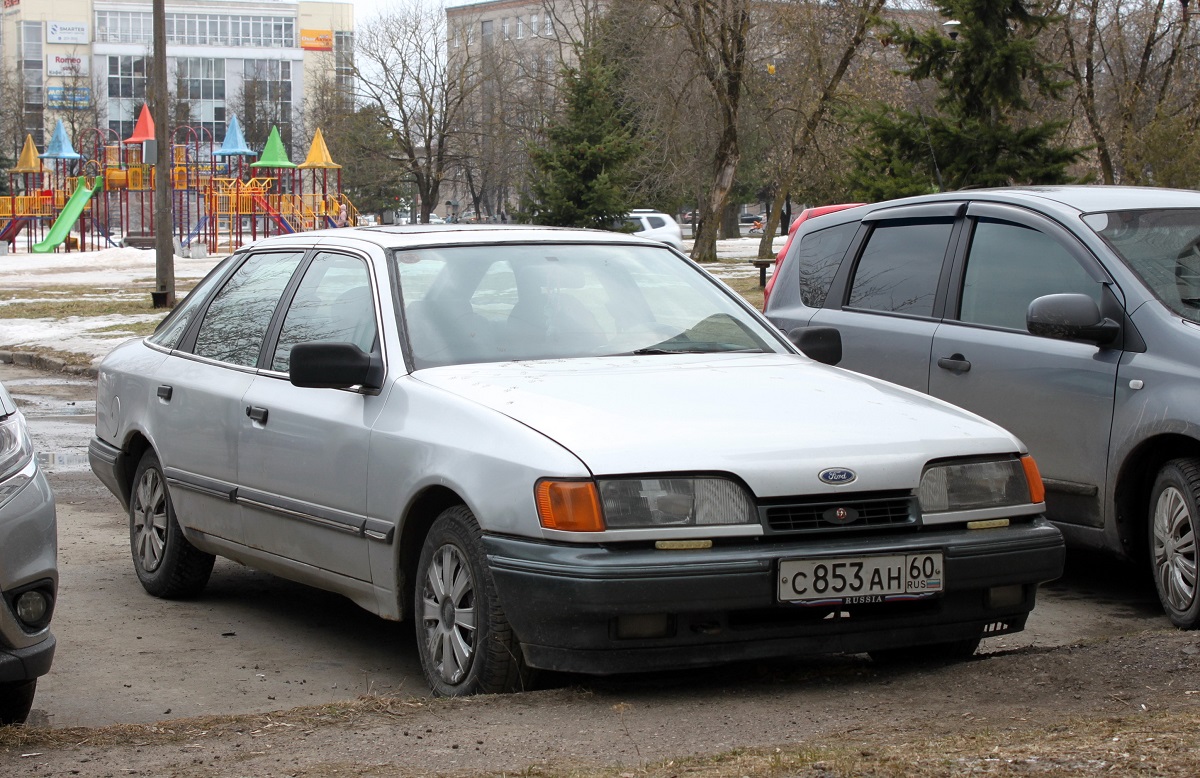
[396,485,468,621]
[115,431,153,508]
[1114,433,1200,562]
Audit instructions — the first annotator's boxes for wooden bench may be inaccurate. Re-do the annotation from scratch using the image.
[749,259,773,287]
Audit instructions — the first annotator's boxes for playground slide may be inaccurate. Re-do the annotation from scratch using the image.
[32,178,103,254]
[251,194,296,234]
[1,217,28,245]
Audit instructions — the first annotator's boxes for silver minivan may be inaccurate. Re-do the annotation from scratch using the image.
[765,186,1200,629]
[0,380,57,725]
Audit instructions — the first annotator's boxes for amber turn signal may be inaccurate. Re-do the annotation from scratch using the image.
[536,480,605,532]
[1021,455,1045,505]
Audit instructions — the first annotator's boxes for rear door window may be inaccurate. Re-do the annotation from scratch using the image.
[847,219,955,317]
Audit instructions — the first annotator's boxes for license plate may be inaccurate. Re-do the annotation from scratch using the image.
[778,552,944,604]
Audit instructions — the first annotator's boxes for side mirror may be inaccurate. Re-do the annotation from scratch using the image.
[789,326,842,366]
[1027,293,1120,345]
[289,342,384,390]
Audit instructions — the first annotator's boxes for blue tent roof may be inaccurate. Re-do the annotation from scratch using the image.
[214,115,255,157]
[39,120,82,160]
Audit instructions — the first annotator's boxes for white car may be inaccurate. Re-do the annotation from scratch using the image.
[622,209,684,250]
[89,224,1063,697]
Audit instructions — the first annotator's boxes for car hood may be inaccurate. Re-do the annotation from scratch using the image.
[414,354,1024,497]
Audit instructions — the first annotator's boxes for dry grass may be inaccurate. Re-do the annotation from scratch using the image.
[0,285,183,320]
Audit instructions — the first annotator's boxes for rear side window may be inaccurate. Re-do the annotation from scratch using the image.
[788,221,858,308]
[847,219,954,317]
[958,219,1099,331]
[647,216,666,229]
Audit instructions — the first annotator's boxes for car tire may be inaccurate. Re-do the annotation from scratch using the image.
[0,680,36,725]
[414,505,533,696]
[868,636,981,665]
[1149,459,1200,629]
[129,449,215,599]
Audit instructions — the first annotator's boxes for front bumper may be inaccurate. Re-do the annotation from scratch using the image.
[0,464,57,682]
[0,634,56,683]
[485,518,1064,674]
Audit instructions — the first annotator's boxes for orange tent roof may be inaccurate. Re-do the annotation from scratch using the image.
[298,128,341,169]
[10,135,44,173]
[124,104,155,143]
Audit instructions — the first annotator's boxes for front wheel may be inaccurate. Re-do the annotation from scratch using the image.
[414,506,533,696]
[0,680,37,726]
[1149,460,1200,629]
[129,449,215,599]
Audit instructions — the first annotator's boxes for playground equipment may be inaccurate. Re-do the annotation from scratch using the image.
[2,105,358,256]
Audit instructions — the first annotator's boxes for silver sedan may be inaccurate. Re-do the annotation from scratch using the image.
[90,225,1063,695]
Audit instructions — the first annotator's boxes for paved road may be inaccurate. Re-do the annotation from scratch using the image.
[1,361,1171,729]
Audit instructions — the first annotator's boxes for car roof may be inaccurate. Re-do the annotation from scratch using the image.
[869,186,1200,215]
[241,224,660,252]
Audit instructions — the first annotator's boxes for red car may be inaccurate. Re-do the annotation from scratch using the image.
[762,203,863,308]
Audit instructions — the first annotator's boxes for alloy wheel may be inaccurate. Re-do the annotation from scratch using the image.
[420,544,479,685]
[131,466,168,573]
[1152,485,1198,613]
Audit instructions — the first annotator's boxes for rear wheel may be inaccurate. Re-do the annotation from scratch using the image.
[129,450,215,599]
[414,506,532,696]
[1149,460,1200,629]
[0,680,37,726]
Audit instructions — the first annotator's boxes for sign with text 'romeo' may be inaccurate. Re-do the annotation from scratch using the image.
[48,54,89,77]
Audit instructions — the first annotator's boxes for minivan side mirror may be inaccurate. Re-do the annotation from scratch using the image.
[789,326,842,366]
[1027,293,1120,345]
[289,342,384,391]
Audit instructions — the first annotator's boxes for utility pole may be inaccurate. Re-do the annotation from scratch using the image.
[152,0,174,307]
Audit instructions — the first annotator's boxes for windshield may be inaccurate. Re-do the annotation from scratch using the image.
[1086,208,1200,322]
[391,243,784,368]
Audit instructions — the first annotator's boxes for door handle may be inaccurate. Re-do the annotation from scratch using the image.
[936,354,972,373]
[156,385,173,401]
[245,406,269,424]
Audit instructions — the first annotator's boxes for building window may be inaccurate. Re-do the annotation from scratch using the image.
[543,15,553,36]
[18,21,44,144]
[107,55,148,139]
[481,19,493,46]
[335,31,355,91]
[96,11,295,47]
[454,27,461,47]
[517,17,524,39]
[530,15,538,37]
[502,18,510,39]
[177,58,227,141]
[241,59,294,148]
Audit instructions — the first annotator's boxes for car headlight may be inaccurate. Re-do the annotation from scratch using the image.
[536,477,755,531]
[919,455,1044,514]
[0,412,34,483]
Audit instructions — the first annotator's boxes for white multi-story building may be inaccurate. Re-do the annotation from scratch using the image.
[0,0,353,149]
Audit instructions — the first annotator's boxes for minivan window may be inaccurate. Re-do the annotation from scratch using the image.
[788,221,858,308]
[959,219,1099,331]
[1089,208,1200,323]
[847,219,953,316]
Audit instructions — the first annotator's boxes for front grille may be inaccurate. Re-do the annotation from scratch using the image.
[762,490,916,535]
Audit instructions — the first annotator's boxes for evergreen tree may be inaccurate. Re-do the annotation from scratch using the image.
[519,51,640,229]
[848,0,1082,200]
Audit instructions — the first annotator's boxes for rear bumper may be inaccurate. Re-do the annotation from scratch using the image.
[485,518,1065,674]
[89,436,130,509]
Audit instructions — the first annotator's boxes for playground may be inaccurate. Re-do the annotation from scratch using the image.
[0,104,356,258]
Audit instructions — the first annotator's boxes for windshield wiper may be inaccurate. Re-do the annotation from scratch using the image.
[627,346,766,355]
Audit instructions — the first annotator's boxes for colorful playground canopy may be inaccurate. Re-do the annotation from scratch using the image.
[40,120,82,160]
[10,135,44,173]
[124,104,155,144]
[250,126,296,169]
[299,128,340,170]
[214,115,254,157]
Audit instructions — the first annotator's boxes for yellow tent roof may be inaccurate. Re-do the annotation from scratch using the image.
[10,135,44,173]
[298,128,341,169]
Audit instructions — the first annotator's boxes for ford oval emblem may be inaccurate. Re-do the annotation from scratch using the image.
[819,468,857,485]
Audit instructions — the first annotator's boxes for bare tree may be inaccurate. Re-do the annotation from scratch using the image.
[354,0,478,222]
[747,0,884,257]
[1054,0,1200,184]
